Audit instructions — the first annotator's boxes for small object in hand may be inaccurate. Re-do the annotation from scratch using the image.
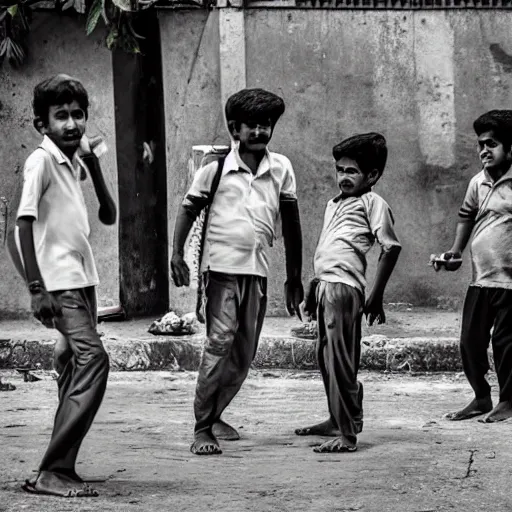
[429,252,462,271]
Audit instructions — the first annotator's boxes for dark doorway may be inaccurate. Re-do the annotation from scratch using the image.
[112,10,169,317]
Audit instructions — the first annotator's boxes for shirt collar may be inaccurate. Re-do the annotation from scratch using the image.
[40,135,82,177]
[223,143,273,178]
[482,166,512,186]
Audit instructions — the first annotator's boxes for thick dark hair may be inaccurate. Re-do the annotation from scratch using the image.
[33,74,89,125]
[473,110,512,151]
[225,88,285,131]
[333,132,388,178]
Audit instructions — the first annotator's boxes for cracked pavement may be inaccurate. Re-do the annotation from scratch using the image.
[0,370,511,512]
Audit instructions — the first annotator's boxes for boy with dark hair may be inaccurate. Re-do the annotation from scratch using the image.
[295,133,401,453]
[171,88,303,456]
[8,74,116,497]
[432,110,512,423]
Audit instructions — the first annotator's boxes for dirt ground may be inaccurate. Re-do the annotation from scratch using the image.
[1,369,510,512]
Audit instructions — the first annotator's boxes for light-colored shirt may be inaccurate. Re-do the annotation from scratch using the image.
[313,192,401,295]
[15,135,99,292]
[183,146,297,277]
[458,167,512,289]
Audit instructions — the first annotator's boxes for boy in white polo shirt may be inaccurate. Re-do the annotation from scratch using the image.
[432,110,512,424]
[171,88,304,455]
[9,74,116,497]
[295,133,401,453]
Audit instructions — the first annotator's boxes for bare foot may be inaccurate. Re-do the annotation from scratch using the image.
[25,469,83,487]
[479,401,512,423]
[213,419,240,441]
[190,430,222,455]
[313,437,357,453]
[295,418,340,437]
[22,471,98,497]
[443,397,493,421]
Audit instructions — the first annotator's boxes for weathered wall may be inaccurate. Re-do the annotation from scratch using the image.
[0,14,119,318]
[162,8,512,314]
[160,10,227,314]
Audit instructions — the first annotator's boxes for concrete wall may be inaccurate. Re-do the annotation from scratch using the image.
[161,8,512,314]
[160,9,227,314]
[0,14,119,318]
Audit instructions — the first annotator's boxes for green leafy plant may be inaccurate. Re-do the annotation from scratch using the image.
[0,0,198,67]
[0,1,31,67]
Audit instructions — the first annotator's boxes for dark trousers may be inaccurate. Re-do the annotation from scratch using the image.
[316,281,364,445]
[194,271,267,434]
[39,287,109,475]
[460,286,512,402]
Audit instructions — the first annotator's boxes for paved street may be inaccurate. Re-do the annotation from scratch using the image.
[0,370,510,512]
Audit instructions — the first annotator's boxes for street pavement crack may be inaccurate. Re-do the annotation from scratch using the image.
[464,449,478,478]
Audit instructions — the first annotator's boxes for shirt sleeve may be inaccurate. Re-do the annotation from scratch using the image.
[16,152,50,221]
[366,194,401,252]
[458,178,479,222]
[279,157,297,200]
[182,160,219,208]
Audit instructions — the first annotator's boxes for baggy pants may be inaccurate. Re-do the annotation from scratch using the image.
[194,271,267,435]
[39,287,110,475]
[316,281,364,446]
[460,286,512,402]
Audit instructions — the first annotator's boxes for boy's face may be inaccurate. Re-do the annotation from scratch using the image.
[233,119,273,152]
[478,131,512,173]
[335,156,376,196]
[41,101,86,154]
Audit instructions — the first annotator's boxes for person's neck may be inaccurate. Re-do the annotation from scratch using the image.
[239,147,266,175]
[487,163,512,183]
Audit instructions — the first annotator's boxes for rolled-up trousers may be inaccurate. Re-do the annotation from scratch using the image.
[194,271,267,435]
[316,281,364,445]
[39,287,109,476]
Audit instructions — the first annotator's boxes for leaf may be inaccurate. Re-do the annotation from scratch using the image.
[86,0,103,35]
[7,4,17,16]
[61,0,74,10]
[105,27,118,49]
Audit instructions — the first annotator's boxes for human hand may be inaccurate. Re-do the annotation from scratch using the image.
[364,294,385,326]
[31,289,62,329]
[303,278,319,321]
[285,278,304,321]
[171,253,190,287]
[79,135,107,158]
[429,252,462,272]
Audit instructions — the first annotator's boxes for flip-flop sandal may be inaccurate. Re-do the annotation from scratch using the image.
[313,445,357,453]
[22,480,98,497]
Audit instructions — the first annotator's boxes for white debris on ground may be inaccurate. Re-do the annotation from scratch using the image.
[148,311,199,336]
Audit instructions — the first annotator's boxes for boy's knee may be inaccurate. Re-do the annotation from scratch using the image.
[204,332,235,357]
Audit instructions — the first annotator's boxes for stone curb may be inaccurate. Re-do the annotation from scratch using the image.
[0,333,488,373]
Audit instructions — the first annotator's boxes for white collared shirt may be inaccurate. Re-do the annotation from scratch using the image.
[15,135,99,291]
[459,167,512,288]
[183,146,297,277]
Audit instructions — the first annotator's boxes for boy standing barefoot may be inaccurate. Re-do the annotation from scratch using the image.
[296,133,401,453]
[433,110,512,424]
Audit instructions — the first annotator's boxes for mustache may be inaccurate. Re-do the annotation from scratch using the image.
[63,131,81,139]
[249,136,269,143]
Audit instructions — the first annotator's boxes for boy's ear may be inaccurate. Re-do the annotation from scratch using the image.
[367,169,379,186]
[227,120,239,139]
[33,117,46,134]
